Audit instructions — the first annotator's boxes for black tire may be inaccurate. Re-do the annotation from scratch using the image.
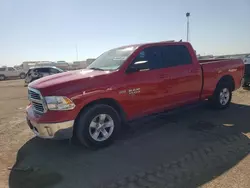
[20,73,26,79]
[242,82,249,88]
[75,104,121,149]
[209,82,232,109]
[0,75,5,81]
[30,77,38,83]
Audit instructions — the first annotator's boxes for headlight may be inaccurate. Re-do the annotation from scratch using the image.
[45,96,75,110]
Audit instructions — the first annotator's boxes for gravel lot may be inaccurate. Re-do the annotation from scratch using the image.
[0,80,249,188]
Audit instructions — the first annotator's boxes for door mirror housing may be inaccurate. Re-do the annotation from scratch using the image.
[126,66,140,74]
[126,60,149,73]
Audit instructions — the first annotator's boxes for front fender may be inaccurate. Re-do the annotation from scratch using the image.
[71,88,122,116]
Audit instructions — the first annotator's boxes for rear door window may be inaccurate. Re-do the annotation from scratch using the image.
[161,45,192,68]
[0,68,5,71]
[37,68,50,73]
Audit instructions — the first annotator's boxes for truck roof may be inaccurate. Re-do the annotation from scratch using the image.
[117,40,188,50]
[29,66,58,69]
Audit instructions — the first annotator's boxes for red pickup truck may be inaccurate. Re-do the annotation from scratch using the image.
[26,41,244,148]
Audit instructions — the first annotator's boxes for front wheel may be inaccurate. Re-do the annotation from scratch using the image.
[209,83,232,109]
[242,82,249,88]
[75,104,121,149]
[0,75,5,81]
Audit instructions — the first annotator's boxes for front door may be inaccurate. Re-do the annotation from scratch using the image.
[121,46,166,119]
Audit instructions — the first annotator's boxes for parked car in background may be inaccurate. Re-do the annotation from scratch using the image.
[0,67,26,81]
[24,66,64,86]
[26,41,244,149]
[243,55,250,64]
[243,55,250,87]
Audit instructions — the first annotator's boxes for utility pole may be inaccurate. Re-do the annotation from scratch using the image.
[186,12,190,42]
[75,45,78,61]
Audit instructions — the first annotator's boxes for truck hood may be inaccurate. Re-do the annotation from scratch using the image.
[29,69,110,95]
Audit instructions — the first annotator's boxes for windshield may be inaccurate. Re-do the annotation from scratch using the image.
[87,46,137,71]
[55,67,64,72]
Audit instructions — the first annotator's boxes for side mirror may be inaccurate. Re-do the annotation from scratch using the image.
[126,66,140,74]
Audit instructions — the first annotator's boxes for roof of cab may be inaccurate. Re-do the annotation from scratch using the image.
[117,40,187,49]
[29,66,58,69]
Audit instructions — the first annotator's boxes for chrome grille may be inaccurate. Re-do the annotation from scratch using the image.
[32,101,44,112]
[28,87,46,113]
[28,90,41,100]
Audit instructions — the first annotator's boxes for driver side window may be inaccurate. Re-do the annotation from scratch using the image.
[49,68,59,74]
[130,46,162,71]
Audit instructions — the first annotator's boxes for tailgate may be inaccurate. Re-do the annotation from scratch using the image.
[245,64,250,75]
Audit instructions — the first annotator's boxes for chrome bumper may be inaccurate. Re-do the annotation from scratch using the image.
[27,118,74,140]
[241,78,245,86]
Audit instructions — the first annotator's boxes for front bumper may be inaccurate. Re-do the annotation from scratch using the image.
[26,118,74,140]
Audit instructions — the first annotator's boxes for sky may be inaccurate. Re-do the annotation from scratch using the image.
[0,0,250,66]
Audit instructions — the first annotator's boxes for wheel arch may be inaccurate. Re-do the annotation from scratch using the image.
[216,75,235,91]
[73,98,127,136]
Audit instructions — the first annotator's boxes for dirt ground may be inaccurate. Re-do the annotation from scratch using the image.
[0,80,249,188]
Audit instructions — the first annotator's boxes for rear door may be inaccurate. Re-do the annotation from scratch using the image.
[121,46,167,118]
[7,67,18,77]
[160,45,202,107]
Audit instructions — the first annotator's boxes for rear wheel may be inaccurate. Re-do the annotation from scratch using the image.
[75,104,121,149]
[0,75,5,81]
[209,83,232,109]
[242,82,249,88]
[20,73,26,79]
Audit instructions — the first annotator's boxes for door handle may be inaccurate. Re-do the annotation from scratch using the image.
[188,69,195,73]
[159,74,169,79]
[188,68,200,73]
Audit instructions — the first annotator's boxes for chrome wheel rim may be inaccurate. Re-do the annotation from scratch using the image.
[0,76,4,80]
[219,88,230,105]
[89,114,114,142]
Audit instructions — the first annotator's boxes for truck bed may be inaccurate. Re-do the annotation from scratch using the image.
[199,58,231,64]
[199,59,244,99]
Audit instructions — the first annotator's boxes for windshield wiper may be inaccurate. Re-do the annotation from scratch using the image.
[89,67,105,71]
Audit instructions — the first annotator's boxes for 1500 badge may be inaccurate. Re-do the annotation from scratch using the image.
[119,88,141,95]
[128,88,140,95]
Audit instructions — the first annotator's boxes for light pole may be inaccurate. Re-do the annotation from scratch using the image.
[75,44,78,61]
[186,12,190,42]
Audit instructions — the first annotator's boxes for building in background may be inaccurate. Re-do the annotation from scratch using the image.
[22,61,70,71]
[21,59,96,71]
[86,58,96,65]
[72,61,87,69]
